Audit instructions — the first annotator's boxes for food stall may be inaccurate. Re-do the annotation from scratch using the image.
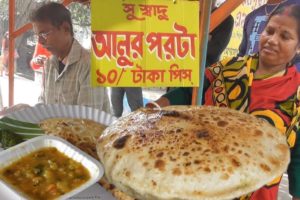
[5,0,241,106]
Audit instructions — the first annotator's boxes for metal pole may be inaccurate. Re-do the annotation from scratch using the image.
[8,0,15,106]
[192,0,212,105]
[210,0,244,32]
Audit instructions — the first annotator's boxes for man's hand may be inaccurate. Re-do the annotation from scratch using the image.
[0,104,30,116]
[293,197,300,200]
[32,55,47,66]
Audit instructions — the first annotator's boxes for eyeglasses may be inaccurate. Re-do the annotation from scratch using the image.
[34,30,53,41]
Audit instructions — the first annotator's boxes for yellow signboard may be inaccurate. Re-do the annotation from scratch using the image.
[91,0,199,87]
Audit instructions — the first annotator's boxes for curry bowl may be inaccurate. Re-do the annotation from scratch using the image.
[0,135,104,200]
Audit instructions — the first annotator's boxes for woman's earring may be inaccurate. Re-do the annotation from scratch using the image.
[297,47,300,55]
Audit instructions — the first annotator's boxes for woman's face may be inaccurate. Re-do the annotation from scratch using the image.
[259,14,300,67]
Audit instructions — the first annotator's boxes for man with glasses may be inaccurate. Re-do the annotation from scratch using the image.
[29,2,110,112]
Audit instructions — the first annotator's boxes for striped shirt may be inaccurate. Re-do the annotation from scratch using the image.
[39,39,111,113]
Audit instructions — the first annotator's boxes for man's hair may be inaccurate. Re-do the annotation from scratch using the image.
[269,4,300,41]
[30,2,73,36]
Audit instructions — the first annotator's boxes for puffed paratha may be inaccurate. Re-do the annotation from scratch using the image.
[97,106,290,200]
[99,177,135,200]
[40,118,106,158]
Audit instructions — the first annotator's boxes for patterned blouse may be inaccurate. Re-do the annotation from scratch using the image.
[205,54,300,199]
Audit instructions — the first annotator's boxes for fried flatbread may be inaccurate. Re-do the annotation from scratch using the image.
[99,177,135,200]
[97,106,290,200]
[40,118,106,158]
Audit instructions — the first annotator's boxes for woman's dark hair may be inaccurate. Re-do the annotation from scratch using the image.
[269,4,300,41]
[30,2,73,36]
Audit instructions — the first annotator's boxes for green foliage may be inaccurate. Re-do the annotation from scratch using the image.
[68,2,91,27]
[0,0,90,31]
[0,0,8,21]
[0,0,90,46]
[0,129,23,149]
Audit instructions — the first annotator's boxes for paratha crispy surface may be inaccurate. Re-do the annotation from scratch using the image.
[97,106,290,200]
[99,177,135,200]
[40,118,106,158]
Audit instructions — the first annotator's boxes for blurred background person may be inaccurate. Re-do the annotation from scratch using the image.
[1,31,19,76]
[1,32,9,76]
[110,87,143,118]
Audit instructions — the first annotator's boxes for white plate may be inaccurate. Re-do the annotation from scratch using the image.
[0,104,116,141]
[0,135,104,200]
[5,104,116,126]
[0,105,117,199]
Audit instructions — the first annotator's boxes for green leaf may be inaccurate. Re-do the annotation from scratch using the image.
[0,129,23,149]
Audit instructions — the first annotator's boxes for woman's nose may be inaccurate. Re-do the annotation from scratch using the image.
[267,34,279,45]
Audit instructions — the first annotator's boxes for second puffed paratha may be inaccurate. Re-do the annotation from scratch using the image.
[40,118,106,158]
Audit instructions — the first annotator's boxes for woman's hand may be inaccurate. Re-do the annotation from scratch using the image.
[145,97,170,108]
[293,197,300,200]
